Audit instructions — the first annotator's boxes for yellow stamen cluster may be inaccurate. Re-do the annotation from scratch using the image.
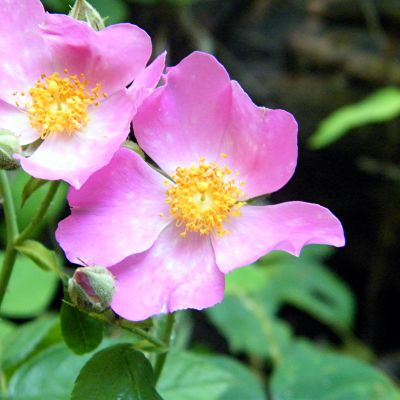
[20,71,103,139]
[165,158,245,237]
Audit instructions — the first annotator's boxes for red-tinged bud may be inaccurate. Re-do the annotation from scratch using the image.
[68,266,115,313]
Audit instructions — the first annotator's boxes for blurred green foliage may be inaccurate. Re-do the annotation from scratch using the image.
[0,170,67,245]
[1,315,265,400]
[0,253,58,318]
[1,315,58,373]
[158,351,265,400]
[207,247,355,362]
[271,342,400,400]
[41,0,199,25]
[125,0,198,5]
[205,248,399,399]
[309,87,400,149]
[1,246,398,399]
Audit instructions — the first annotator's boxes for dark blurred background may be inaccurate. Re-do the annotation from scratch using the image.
[42,0,400,363]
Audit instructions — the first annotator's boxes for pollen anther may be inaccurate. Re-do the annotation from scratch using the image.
[21,72,104,139]
[165,158,245,237]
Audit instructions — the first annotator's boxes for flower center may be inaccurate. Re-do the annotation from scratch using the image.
[17,71,104,139]
[165,157,245,237]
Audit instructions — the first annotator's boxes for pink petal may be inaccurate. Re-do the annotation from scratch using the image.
[41,14,152,95]
[19,89,135,188]
[133,51,232,175]
[0,100,39,145]
[56,148,170,267]
[0,0,52,102]
[128,52,166,108]
[130,51,166,91]
[221,81,298,198]
[109,224,225,321]
[212,202,345,273]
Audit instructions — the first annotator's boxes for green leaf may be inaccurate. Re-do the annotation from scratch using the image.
[71,343,162,400]
[166,352,265,400]
[60,302,103,355]
[6,338,126,400]
[257,250,355,333]
[1,315,57,371]
[21,177,47,207]
[271,342,400,400]
[309,87,400,149]
[0,317,15,342]
[207,356,265,400]
[207,264,293,360]
[207,292,292,360]
[158,351,265,400]
[0,252,58,318]
[7,342,95,400]
[207,247,354,361]
[224,266,269,296]
[171,311,193,350]
[15,240,62,274]
[157,351,232,400]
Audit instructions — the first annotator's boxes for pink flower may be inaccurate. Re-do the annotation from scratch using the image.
[56,52,345,321]
[0,0,165,188]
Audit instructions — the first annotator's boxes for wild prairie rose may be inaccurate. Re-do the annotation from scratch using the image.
[56,52,345,321]
[0,0,164,188]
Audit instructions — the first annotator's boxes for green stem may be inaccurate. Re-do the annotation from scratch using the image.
[121,325,166,350]
[15,180,60,245]
[0,170,19,310]
[0,177,60,311]
[0,249,17,310]
[84,310,166,349]
[0,171,19,241]
[154,312,175,383]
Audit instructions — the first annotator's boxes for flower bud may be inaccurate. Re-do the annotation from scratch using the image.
[68,266,115,313]
[69,0,105,31]
[0,129,21,170]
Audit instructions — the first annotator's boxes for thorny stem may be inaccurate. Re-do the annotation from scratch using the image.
[154,312,175,383]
